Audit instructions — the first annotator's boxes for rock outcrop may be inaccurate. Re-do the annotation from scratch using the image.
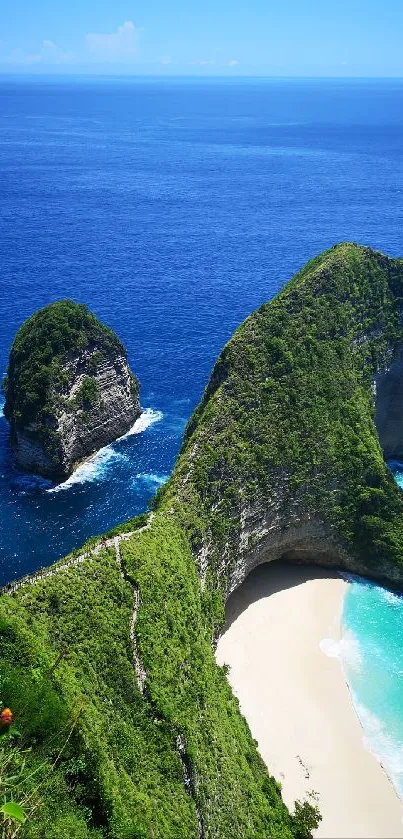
[3,300,140,480]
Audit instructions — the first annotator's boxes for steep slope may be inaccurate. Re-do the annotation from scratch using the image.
[3,301,140,480]
[0,521,300,839]
[1,243,403,838]
[164,243,403,592]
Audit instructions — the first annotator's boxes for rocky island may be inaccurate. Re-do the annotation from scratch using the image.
[1,244,403,838]
[3,300,140,480]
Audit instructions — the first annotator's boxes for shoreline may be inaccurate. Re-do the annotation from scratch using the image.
[47,407,163,492]
[216,562,403,838]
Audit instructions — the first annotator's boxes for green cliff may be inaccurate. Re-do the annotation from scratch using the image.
[1,243,403,838]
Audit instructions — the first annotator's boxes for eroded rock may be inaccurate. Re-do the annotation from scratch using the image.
[3,300,140,480]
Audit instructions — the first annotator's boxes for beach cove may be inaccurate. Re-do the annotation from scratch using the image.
[216,563,403,838]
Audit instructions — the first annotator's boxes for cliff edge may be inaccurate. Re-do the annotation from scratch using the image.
[3,300,141,480]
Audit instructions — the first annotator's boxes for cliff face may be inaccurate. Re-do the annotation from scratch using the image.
[375,347,403,461]
[4,301,140,480]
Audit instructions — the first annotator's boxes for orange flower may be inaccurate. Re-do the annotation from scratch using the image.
[0,708,13,726]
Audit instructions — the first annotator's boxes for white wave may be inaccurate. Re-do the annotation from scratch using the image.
[118,408,163,439]
[320,629,362,672]
[0,398,4,418]
[339,570,364,585]
[48,447,124,493]
[352,695,403,796]
[47,408,163,492]
[383,589,403,607]
[134,472,169,488]
[340,571,402,608]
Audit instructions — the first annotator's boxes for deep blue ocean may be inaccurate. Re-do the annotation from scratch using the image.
[1,76,403,792]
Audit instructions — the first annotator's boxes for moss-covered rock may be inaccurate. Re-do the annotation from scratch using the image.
[3,300,140,480]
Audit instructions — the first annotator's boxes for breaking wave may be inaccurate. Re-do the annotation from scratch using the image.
[352,696,403,796]
[47,408,163,493]
[320,629,362,673]
[117,408,163,439]
[340,542,403,801]
[134,472,169,489]
[47,447,125,493]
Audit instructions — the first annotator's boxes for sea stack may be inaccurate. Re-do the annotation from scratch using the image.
[3,300,141,480]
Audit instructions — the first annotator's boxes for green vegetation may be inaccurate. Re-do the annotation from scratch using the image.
[4,243,403,836]
[3,300,124,440]
[0,529,308,838]
[74,377,99,410]
[163,243,403,583]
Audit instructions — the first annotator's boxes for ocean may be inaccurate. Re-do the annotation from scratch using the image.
[1,75,403,794]
[336,464,403,798]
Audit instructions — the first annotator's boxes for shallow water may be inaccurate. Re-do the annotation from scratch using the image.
[339,465,403,797]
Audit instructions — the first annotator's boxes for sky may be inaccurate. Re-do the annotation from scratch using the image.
[1,1,403,77]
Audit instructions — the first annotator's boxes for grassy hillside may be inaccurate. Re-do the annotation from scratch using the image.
[0,519,305,838]
[2,243,403,837]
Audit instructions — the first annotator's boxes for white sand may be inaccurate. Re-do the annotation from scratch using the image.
[216,562,403,839]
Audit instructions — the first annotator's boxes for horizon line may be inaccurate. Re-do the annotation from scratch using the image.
[1,71,403,81]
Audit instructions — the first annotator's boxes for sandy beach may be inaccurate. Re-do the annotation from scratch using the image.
[215,562,403,838]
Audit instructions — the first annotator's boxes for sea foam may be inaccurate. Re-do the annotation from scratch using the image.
[134,472,169,488]
[320,629,362,672]
[341,553,403,801]
[47,408,163,492]
[352,694,403,796]
[321,625,403,794]
[48,448,124,493]
[117,408,163,439]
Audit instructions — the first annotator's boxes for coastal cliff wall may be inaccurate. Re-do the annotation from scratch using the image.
[375,347,403,461]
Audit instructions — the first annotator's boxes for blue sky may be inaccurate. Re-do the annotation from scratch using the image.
[1,1,403,76]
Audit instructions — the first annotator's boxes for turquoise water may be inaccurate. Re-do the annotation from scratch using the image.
[341,464,403,796]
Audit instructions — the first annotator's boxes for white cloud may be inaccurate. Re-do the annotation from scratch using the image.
[0,22,140,68]
[0,40,74,66]
[85,21,140,61]
[41,40,74,63]
[188,59,216,66]
[158,56,173,66]
[3,50,42,65]
[227,59,239,67]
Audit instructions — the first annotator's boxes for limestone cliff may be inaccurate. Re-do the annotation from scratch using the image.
[3,300,140,480]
